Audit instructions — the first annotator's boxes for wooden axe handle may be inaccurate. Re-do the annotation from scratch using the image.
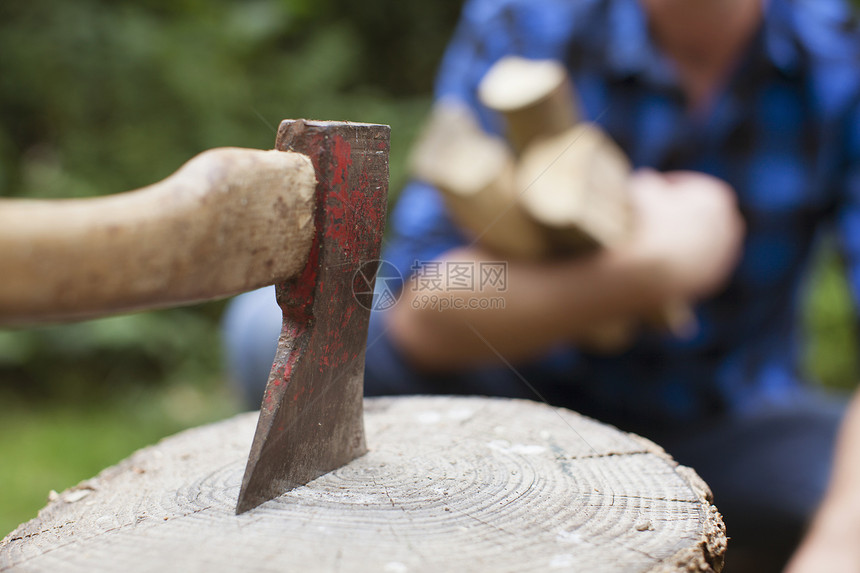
[0,148,317,325]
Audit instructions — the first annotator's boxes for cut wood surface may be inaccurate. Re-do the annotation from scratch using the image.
[1,396,726,573]
[0,148,316,325]
[478,56,578,152]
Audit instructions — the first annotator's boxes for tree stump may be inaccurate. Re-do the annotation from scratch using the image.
[0,397,725,572]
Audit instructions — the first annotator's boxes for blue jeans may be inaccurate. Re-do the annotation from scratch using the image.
[221,287,282,408]
[650,395,845,572]
[222,286,847,572]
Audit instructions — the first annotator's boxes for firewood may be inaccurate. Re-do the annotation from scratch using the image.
[410,100,549,259]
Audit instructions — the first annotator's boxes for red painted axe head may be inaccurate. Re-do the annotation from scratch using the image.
[236,120,389,514]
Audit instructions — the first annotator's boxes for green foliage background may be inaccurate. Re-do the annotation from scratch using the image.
[0,0,858,537]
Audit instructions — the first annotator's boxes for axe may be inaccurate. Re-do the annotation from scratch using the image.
[0,120,390,514]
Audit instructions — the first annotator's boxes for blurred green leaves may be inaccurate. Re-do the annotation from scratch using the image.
[802,245,860,391]
[0,307,225,403]
[0,0,463,403]
[0,0,462,201]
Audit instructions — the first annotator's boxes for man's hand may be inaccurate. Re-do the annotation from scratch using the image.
[625,169,745,301]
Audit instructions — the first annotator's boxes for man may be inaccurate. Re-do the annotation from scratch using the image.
[224,0,860,570]
[365,0,860,571]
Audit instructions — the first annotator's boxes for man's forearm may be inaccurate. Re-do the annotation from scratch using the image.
[386,245,666,370]
[820,391,860,511]
[787,391,860,572]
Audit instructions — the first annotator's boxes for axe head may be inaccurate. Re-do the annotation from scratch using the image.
[236,120,389,514]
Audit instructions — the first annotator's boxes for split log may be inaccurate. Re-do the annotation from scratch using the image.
[478,55,632,253]
[410,101,549,258]
[1,396,726,573]
[479,56,640,350]
[516,123,634,253]
[477,56,578,153]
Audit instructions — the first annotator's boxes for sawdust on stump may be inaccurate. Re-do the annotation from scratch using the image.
[0,396,726,572]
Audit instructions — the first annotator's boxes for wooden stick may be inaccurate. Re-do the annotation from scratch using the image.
[0,148,317,325]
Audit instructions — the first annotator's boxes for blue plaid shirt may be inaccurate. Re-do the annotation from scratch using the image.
[366,0,860,429]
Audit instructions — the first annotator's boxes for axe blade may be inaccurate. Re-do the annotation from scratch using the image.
[236,120,389,514]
